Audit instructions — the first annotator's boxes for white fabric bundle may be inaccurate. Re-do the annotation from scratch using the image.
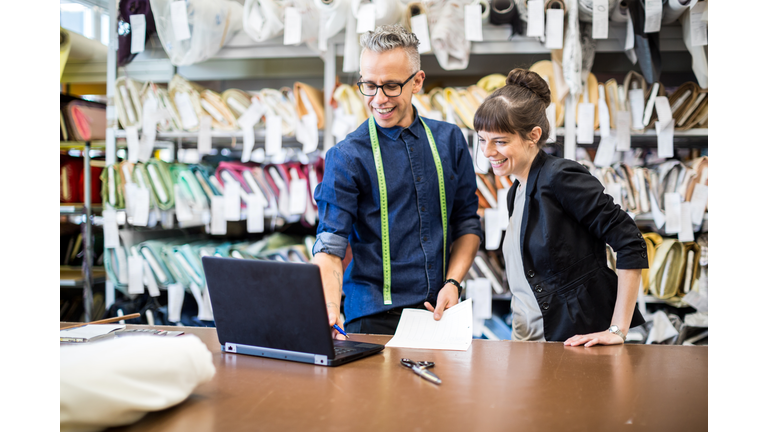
[150,0,244,66]
[562,0,582,96]
[315,0,352,41]
[243,0,286,42]
[427,0,472,71]
[576,0,618,22]
[680,7,707,89]
[353,0,407,27]
[662,0,692,25]
[61,335,215,432]
[284,0,322,47]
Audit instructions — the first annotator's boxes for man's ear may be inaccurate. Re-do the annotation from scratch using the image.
[412,71,426,94]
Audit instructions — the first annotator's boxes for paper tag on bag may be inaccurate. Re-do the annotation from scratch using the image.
[247,194,265,233]
[133,187,150,227]
[628,89,645,130]
[526,0,545,37]
[128,256,145,295]
[129,14,146,53]
[644,0,662,33]
[545,9,564,49]
[464,4,484,42]
[594,134,617,167]
[664,193,682,234]
[467,278,492,320]
[625,13,635,50]
[576,103,595,144]
[103,209,120,248]
[210,196,227,235]
[410,14,432,53]
[655,118,675,158]
[167,283,185,323]
[689,184,708,226]
[289,177,308,215]
[597,85,611,139]
[690,2,708,46]
[592,0,609,39]
[616,111,631,151]
[678,202,695,242]
[284,7,302,45]
[649,192,666,229]
[198,115,212,156]
[174,185,193,222]
[224,181,241,221]
[170,1,191,41]
[265,114,282,156]
[356,3,376,33]
[126,125,140,163]
[142,260,161,297]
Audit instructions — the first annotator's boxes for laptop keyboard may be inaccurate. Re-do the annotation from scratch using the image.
[334,347,356,356]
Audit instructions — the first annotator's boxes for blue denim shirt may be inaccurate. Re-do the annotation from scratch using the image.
[313,107,482,324]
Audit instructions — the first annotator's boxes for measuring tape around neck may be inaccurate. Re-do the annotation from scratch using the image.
[368,116,447,305]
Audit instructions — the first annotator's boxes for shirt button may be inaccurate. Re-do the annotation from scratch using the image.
[423,236,427,241]
[535,285,542,293]
[410,147,414,152]
[416,176,421,182]
[641,242,647,249]
[527,270,535,278]
[637,232,643,239]
[421,206,426,211]
[428,264,432,269]
[542,302,549,310]
[641,251,647,258]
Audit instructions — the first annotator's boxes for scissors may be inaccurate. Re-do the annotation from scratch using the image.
[400,358,441,385]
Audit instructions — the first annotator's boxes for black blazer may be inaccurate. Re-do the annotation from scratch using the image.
[506,150,648,341]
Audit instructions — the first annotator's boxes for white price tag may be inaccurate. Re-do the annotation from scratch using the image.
[576,103,595,144]
[247,194,265,233]
[664,193,682,234]
[343,12,360,72]
[644,0,662,33]
[616,111,631,151]
[133,187,150,227]
[655,117,675,158]
[237,99,265,129]
[597,85,611,139]
[628,89,645,130]
[690,2,708,46]
[170,1,191,41]
[546,102,557,143]
[654,96,673,129]
[289,177,308,215]
[526,0,545,37]
[284,7,302,45]
[129,14,146,53]
[224,181,242,221]
[545,9,564,49]
[689,183,708,226]
[594,134,617,168]
[242,126,255,163]
[167,283,185,323]
[356,3,376,33]
[103,209,120,248]
[484,208,502,250]
[643,83,660,127]
[128,256,145,295]
[198,115,212,156]
[464,4,484,42]
[210,196,227,235]
[174,92,198,130]
[265,114,283,156]
[410,14,432,53]
[678,202,694,242]
[126,125,140,163]
[592,0,609,39]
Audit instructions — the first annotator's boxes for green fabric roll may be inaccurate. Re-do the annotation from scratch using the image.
[100,164,125,209]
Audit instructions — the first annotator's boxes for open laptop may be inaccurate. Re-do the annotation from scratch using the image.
[201,256,384,366]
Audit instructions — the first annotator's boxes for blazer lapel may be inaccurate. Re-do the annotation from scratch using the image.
[519,150,547,258]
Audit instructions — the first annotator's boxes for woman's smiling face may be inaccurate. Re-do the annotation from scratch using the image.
[477,128,540,182]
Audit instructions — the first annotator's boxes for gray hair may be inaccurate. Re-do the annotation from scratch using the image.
[359,24,421,73]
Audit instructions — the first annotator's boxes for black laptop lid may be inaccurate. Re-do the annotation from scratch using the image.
[202,257,335,357]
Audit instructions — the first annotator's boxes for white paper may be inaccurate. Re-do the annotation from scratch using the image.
[689,183,707,226]
[143,260,161,297]
[628,89,645,130]
[564,96,576,160]
[128,256,145,294]
[678,202,694,242]
[577,103,595,144]
[265,114,282,156]
[133,187,150,227]
[643,0,662,33]
[140,99,158,162]
[649,192,666,229]
[594,134,617,167]
[385,299,473,351]
[246,194,265,233]
[283,7,302,45]
[467,279,492,320]
[356,3,376,33]
[484,209,502,250]
[616,111,631,151]
[689,2,708,46]
[655,117,675,158]
[497,187,510,230]
[605,183,623,208]
[289,178,308,215]
[545,9,564,49]
[526,0,545,37]
[126,125,140,163]
[664,193,682,234]
[103,209,120,248]
[410,14,432,53]
[683,290,708,313]
[643,83,660,127]
[224,181,241,221]
[194,115,212,158]
[343,12,360,73]
[546,102,557,143]
[170,1,191,41]
[646,310,678,344]
[210,196,227,235]
[592,0,609,39]
[60,324,125,341]
[465,4,484,42]
[129,14,146,53]
[167,283,185,323]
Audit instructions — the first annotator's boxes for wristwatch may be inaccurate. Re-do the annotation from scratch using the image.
[444,279,463,299]
[608,325,626,342]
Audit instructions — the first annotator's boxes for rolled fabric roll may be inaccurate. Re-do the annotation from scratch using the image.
[115,76,145,131]
[260,88,297,136]
[405,1,428,32]
[676,89,707,131]
[146,159,175,211]
[610,0,629,22]
[626,0,661,84]
[411,93,435,118]
[221,88,259,123]
[168,75,205,132]
[137,241,177,286]
[684,156,707,202]
[333,84,368,128]
[352,0,406,27]
[667,81,699,127]
[117,0,157,67]
[678,241,701,297]
[648,239,685,300]
[243,0,286,42]
[104,243,130,293]
[428,0,472,70]
[294,82,325,129]
[466,85,489,106]
[150,0,244,66]
[604,78,620,128]
[101,164,126,210]
[576,72,599,129]
[60,28,71,80]
[562,0,582,97]
[661,0,690,24]
[477,73,506,93]
[680,6,707,89]
[199,90,238,130]
[490,0,516,25]
[577,0,618,22]
[170,163,210,213]
[641,232,662,294]
[314,0,351,40]
[644,82,667,129]
[189,164,222,204]
[444,87,475,130]
[60,27,109,80]
[623,70,647,131]
[429,87,466,128]
[140,82,183,132]
[479,0,491,24]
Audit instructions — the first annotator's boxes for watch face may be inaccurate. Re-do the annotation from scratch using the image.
[609,325,618,333]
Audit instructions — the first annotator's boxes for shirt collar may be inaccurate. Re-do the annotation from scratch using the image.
[373,105,424,141]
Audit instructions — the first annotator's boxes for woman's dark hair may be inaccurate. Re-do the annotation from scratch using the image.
[473,68,551,148]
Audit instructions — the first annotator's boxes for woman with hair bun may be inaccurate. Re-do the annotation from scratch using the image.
[474,68,648,346]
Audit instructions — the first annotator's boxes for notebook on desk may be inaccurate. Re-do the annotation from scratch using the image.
[201,257,384,366]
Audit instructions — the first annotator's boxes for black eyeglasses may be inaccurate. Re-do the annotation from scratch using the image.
[357,71,419,97]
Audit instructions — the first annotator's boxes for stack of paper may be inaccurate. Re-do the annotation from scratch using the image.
[386,299,473,351]
[60,324,126,343]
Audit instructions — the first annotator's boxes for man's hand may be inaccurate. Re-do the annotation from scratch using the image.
[563,330,625,347]
[424,283,460,320]
[326,302,347,341]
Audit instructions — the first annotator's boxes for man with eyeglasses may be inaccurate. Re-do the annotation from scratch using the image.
[312,25,482,338]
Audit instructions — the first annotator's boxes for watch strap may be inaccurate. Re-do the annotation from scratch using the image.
[445,278,463,298]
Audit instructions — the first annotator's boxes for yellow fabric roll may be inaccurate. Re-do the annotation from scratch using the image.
[477,73,506,93]
[115,77,145,130]
[648,239,685,300]
[200,90,238,131]
[577,72,600,129]
[168,75,205,132]
[60,27,108,82]
[529,61,565,127]
[411,93,434,118]
[444,88,474,130]
[294,82,325,129]
[221,89,254,119]
[60,28,71,80]
[641,233,663,294]
[333,84,368,128]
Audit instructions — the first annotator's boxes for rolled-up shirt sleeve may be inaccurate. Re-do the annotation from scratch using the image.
[313,146,359,259]
[449,126,483,243]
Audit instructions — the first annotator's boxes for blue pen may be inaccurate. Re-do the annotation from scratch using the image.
[333,324,349,338]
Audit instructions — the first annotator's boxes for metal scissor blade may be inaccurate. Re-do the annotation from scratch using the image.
[412,366,442,385]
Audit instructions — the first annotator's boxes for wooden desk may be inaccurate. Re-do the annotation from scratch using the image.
[88,325,706,432]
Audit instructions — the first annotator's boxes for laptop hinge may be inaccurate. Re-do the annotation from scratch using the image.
[314,355,328,365]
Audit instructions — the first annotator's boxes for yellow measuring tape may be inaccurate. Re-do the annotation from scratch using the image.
[368,116,447,305]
